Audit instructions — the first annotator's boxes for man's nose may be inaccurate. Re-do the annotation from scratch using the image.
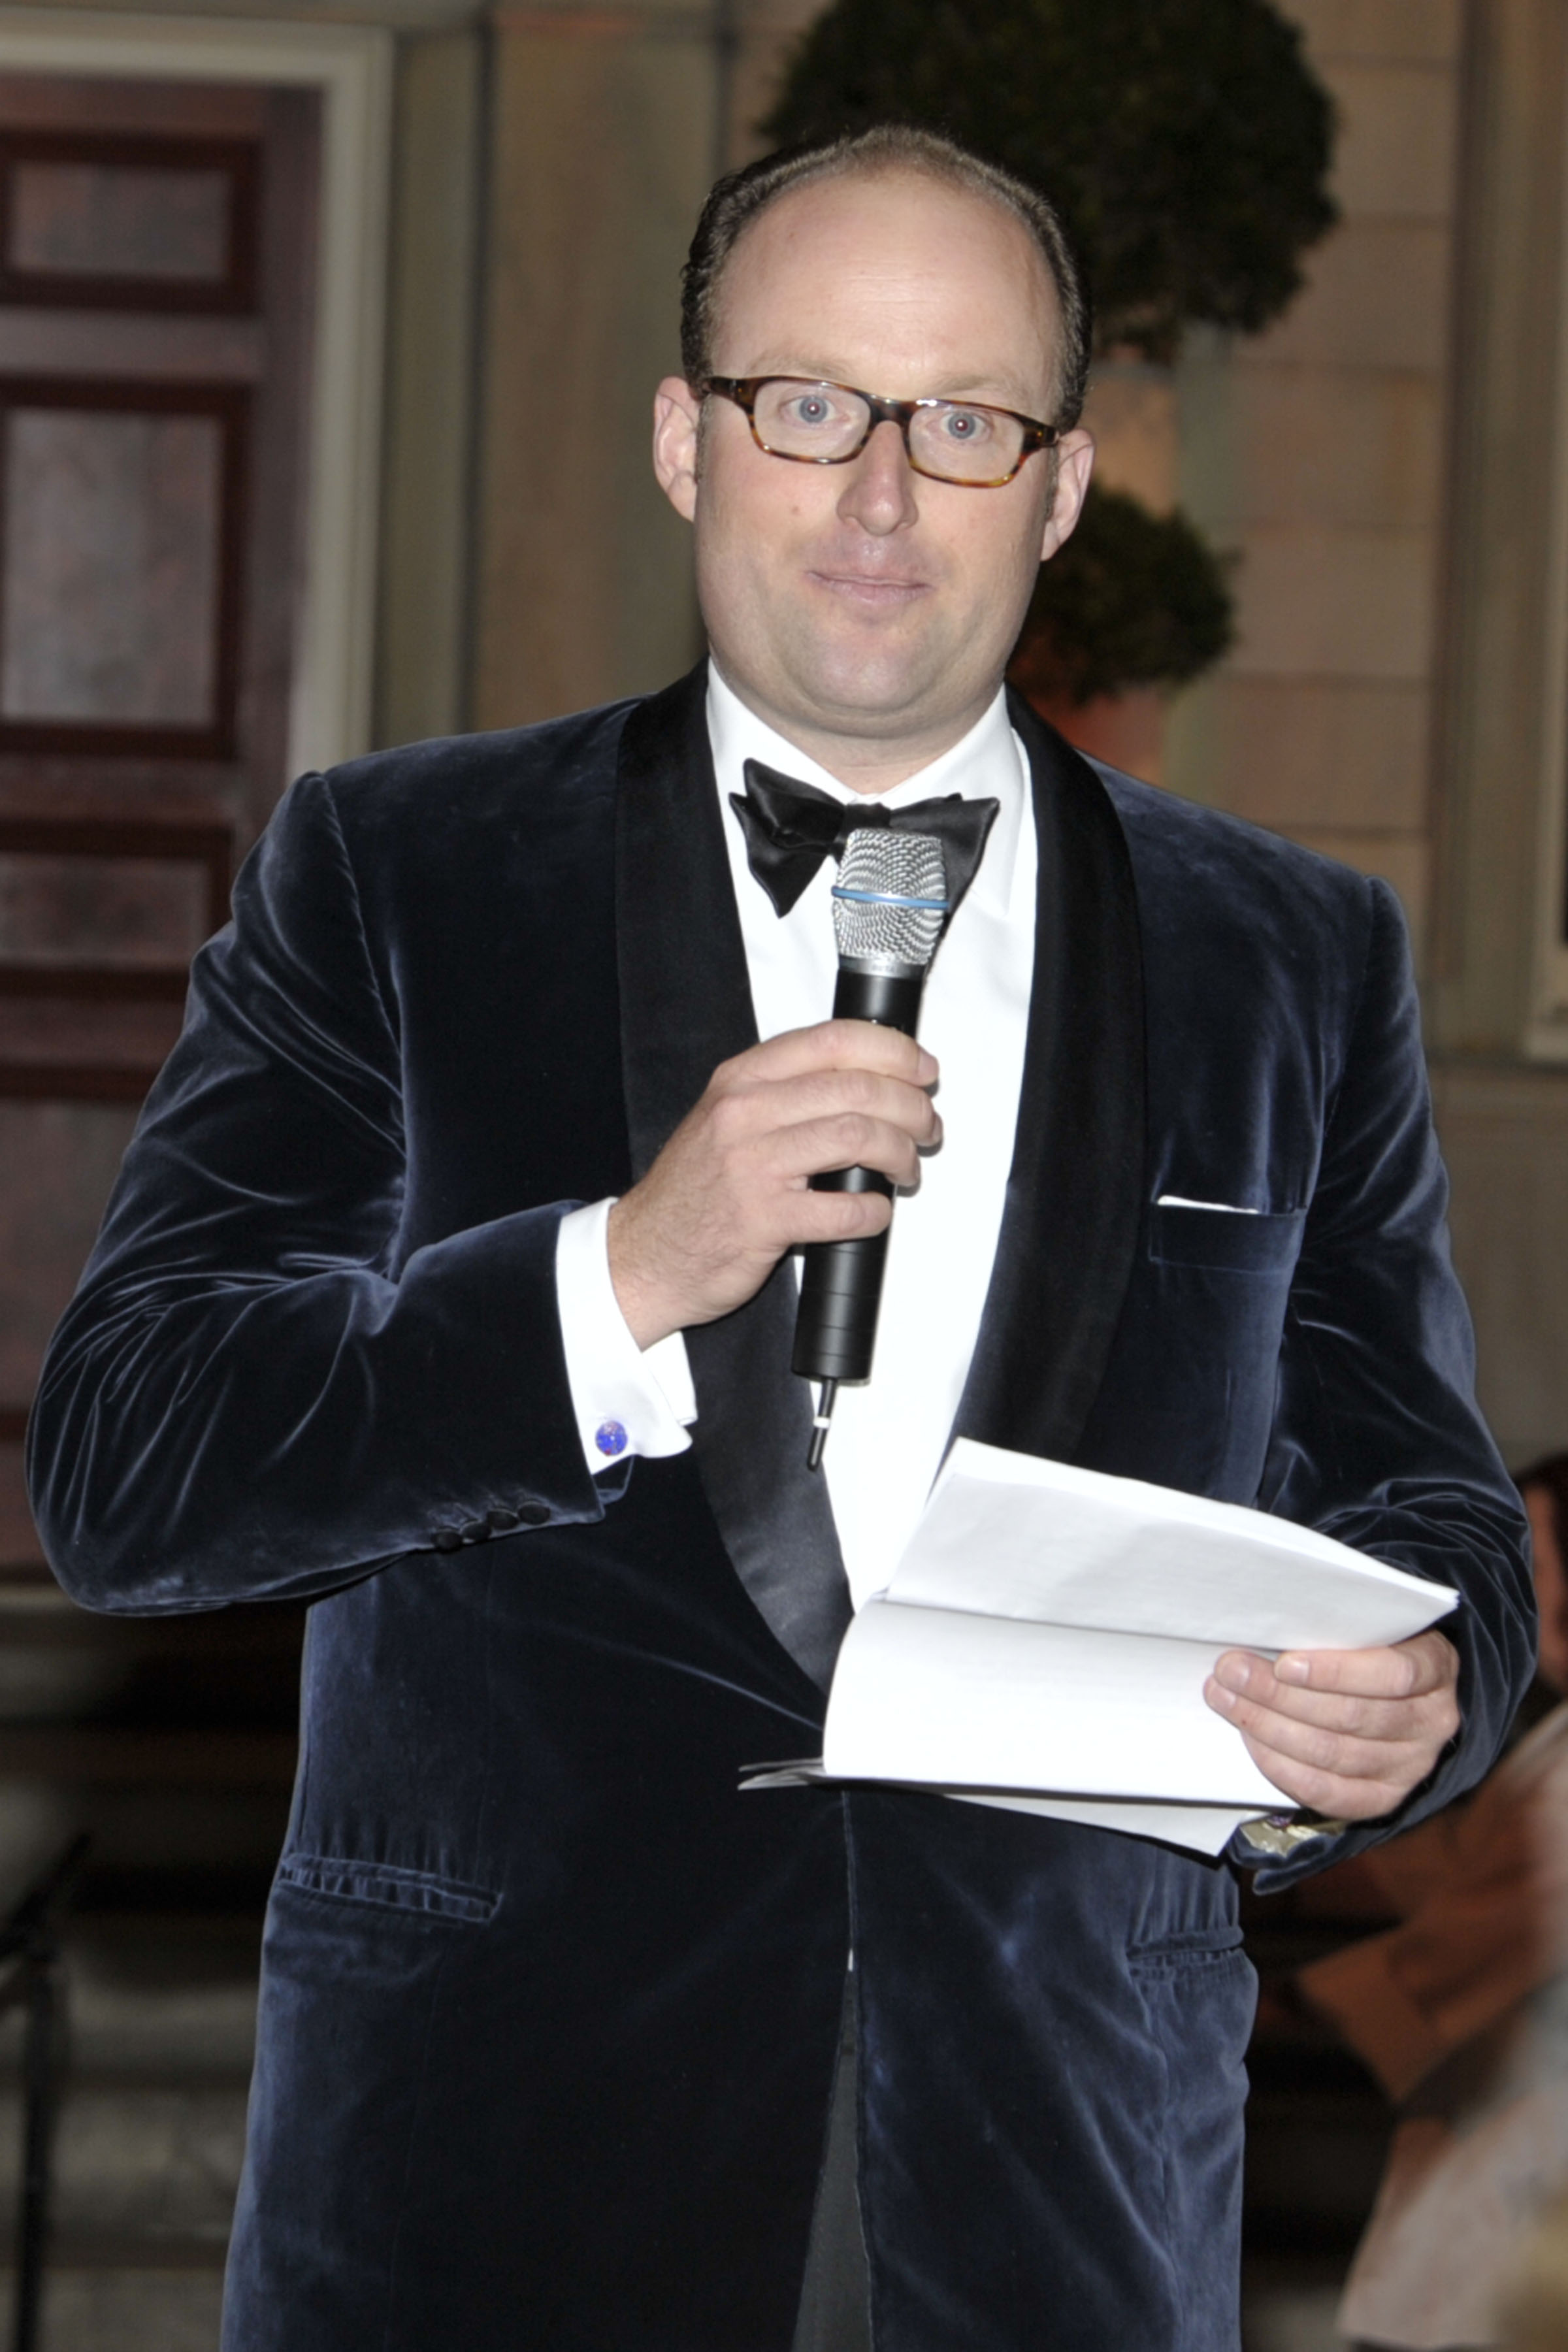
[835,418,919,536]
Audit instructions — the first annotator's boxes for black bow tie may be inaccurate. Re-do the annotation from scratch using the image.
[731,759,1001,922]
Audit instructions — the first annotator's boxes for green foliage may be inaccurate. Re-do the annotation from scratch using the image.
[1010,483,1235,704]
[764,0,1337,361]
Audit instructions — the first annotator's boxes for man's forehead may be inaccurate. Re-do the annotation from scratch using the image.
[713,167,1062,393]
[728,165,1050,284]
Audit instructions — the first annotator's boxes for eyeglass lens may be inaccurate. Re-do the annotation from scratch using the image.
[750,379,1026,483]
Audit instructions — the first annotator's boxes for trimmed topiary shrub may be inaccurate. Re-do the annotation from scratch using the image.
[1008,483,1235,705]
[763,0,1336,363]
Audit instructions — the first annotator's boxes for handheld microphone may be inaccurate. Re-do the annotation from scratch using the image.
[792,826,949,1469]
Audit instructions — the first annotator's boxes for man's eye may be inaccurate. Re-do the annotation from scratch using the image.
[939,407,992,442]
[786,395,835,427]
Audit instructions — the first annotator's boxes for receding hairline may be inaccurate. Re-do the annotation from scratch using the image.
[699,154,1073,419]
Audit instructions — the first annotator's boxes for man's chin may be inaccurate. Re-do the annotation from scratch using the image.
[772,648,973,742]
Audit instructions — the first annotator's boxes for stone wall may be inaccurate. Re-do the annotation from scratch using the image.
[1166,0,1463,960]
[470,3,718,728]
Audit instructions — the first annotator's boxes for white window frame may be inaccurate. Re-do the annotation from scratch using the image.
[0,7,393,778]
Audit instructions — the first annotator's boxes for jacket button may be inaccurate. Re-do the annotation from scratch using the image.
[486,1508,520,1533]
[431,1528,463,1552]
[460,1520,489,1544]
[516,1502,550,1527]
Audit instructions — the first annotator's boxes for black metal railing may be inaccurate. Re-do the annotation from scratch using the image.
[0,1837,90,2352]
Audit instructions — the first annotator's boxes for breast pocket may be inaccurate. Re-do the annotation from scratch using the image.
[1092,1203,1309,1497]
[1149,1202,1305,1277]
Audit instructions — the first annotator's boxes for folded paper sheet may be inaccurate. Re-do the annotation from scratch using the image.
[747,1441,1459,1857]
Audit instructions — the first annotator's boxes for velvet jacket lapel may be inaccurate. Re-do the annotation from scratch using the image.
[952,696,1147,1462]
[615,666,853,1691]
[613,672,1146,1684]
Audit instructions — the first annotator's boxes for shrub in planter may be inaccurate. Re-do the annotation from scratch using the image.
[1007,483,1235,708]
[763,0,1336,361]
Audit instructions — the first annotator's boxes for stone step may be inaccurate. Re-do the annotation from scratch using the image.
[0,1567,288,2345]
[0,1573,304,1735]
[0,1568,302,1908]
[0,1793,286,1936]
[0,1584,302,1919]
[0,2082,247,2248]
[0,1729,296,1784]
[0,1922,259,2332]
[0,2264,225,2352]
[0,1933,257,2083]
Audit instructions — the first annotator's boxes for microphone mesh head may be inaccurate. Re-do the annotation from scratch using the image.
[831,828,949,972]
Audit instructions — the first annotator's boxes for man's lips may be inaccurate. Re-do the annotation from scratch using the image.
[806,567,930,604]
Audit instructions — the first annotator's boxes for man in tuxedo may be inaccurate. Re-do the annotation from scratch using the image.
[29,127,1533,2352]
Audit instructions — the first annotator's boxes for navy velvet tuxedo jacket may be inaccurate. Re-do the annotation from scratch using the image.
[30,667,1533,2352]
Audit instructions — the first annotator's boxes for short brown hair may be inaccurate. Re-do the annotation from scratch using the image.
[680,126,1091,431]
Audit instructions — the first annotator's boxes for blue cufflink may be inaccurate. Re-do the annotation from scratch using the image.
[595,1419,628,1458]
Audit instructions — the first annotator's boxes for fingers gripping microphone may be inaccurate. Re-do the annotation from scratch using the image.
[792,827,949,1469]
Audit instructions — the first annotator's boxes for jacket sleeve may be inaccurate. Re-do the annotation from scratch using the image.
[27,771,612,1614]
[1246,878,1537,1887]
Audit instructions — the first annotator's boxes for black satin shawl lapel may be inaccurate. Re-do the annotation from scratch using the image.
[953,696,1146,1460]
[614,666,851,1691]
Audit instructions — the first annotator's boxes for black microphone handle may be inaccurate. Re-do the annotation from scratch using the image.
[792,962,927,1386]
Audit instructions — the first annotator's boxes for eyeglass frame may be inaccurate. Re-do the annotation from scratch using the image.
[702,374,1062,489]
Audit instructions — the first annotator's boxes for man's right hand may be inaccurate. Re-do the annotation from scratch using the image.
[607,1021,941,1348]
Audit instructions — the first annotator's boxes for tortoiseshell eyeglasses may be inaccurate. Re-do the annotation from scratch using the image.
[703,375,1060,488]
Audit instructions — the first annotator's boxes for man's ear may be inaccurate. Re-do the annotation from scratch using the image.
[653,377,702,521]
[1039,429,1095,562]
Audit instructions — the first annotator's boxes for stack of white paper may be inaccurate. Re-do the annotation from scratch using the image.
[745,1441,1459,1856]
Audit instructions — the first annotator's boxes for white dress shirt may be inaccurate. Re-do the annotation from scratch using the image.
[555,664,1037,1607]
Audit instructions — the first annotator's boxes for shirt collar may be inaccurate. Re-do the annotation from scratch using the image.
[705,661,1026,921]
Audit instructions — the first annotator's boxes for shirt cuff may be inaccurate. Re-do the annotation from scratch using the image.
[555,1199,696,1475]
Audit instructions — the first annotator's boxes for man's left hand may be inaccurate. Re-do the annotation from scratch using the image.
[1203,1631,1460,1820]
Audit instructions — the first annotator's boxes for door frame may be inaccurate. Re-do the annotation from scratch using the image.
[0,6,394,779]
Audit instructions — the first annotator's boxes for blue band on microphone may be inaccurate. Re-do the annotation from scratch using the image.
[831,885,951,913]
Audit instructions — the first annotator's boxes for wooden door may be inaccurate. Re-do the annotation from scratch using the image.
[0,74,321,1567]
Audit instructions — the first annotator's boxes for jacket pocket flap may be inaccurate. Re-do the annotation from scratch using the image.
[277,1852,499,1924]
